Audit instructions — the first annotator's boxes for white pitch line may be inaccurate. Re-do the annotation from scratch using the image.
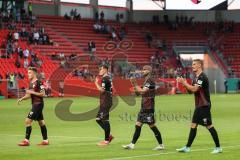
[105,144,240,160]
[0,134,101,139]
[0,134,158,141]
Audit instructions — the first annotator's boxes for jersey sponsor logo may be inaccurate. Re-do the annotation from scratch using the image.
[102,83,105,87]
[145,83,150,88]
[197,80,203,85]
[29,111,34,117]
[40,85,45,91]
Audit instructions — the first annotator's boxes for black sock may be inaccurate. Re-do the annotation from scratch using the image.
[25,126,32,140]
[208,127,220,147]
[103,121,110,141]
[186,128,197,147]
[131,125,142,144]
[96,119,105,130]
[40,125,48,140]
[150,126,163,145]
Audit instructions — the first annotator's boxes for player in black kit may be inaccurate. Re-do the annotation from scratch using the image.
[122,65,164,150]
[95,64,114,146]
[176,59,222,154]
[17,67,49,146]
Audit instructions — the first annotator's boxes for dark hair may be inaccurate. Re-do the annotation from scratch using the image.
[100,64,109,70]
[28,67,38,73]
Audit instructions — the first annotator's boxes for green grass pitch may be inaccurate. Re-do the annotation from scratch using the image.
[0,94,239,160]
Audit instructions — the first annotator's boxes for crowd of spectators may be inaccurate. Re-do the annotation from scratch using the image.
[64,9,81,20]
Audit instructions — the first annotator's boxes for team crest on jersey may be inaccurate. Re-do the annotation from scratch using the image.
[102,83,105,87]
[40,85,44,90]
[197,80,203,85]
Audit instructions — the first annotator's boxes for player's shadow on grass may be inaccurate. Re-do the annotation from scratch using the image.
[55,97,119,121]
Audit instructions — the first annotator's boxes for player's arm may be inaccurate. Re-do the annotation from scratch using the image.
[130,77,149,95]
[95,77,105,92]
[17,93,30,104]
[26,89,45,97]
[177,77,199,93]
[26,82,46,97]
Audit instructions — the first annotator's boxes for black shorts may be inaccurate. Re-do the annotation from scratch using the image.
[96,106,111,121]
[27,103,44,121]
[137,110,155,125]
[192,106,212,126]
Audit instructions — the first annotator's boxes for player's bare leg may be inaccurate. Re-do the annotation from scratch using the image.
[38,120,49,146]
[18,118,33,146]
[149,124,164,151]
[122,121,142,150]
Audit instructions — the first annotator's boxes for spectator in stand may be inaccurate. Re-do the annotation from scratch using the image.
[155,39,163,50]
[8,21,16,30]
[39,71,45,80]
[33,30,40,44]
[24,58,29,68]
[101,57,110,67]
[14,31,19,41]
[39,26,45,34]
[5,72,10,80]
[176,14,179,25]
[23,48,29,59]
[224,80,228,94]
[145,31,153,48]
[100,11,105,23]
[59,80,64,97]
[15,57,21,68]
[163,14,169,24]
[28,2,33,16]
[64,13,71,20]
[69,53,77,60]
[21,26,28,38]
[120,14,124,23]
[6,41,13,58]
[17,72,25,79]
[43,33,50,45]
[16,9,21,22]
[119,27,126,41]
[111,28,117,41]
[7,32,13,41]
[116,13,120,22]
[93,22,101,33]
[45,80,52,97]
[60,59,67,68]
[9,73,15,88]
[38,58,43,67]
[88,41,96,54]
[70,9,75,20]
[59,52,65,60]
[95,11,99,22]
[74,12,81,20]
[17,47,23,58]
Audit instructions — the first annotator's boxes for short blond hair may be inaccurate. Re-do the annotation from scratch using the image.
[193,59,203,68]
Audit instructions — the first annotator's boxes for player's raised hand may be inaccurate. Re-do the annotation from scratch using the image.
[17,98,23,105]
[130,77,137,84]
[177,77,187,84]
